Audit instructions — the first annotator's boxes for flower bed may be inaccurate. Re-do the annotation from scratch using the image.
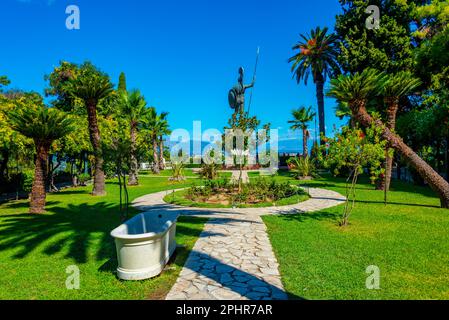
[163,178,309,208]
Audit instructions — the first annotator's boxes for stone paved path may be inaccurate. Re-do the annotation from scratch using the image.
[132,187,345,300]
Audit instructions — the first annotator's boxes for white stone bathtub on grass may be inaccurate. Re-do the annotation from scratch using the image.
[110,211,179,280]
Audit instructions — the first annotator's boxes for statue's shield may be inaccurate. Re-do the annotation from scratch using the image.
[228,88,237,110]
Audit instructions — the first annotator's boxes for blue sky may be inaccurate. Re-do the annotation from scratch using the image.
[1,0,345,152]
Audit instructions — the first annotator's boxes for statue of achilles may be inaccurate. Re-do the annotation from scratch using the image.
[228,67,255,114]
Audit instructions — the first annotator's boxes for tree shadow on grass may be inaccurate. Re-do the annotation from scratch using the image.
[273,210,340,224]
[0,200,61,210]
[354,199,441,209]
[49,190,90,196]
[0,201,209,275]
[0,202,121,263]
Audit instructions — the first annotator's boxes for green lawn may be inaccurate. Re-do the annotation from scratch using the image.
[263,172,449,299]
[0,176,206,300]
[140,168,232,179]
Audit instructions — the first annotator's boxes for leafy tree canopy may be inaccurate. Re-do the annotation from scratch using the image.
[335,0,416,74]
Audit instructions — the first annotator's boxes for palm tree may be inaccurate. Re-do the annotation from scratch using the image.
[66,63,113,196]
[377,72,421,191]
[289,27,339,143]
[157,112,170,170]
[120,89,148,185]
[288,106,316,157]
[140,107,166,174]
[6,105,74,213]
[327,69,449,208]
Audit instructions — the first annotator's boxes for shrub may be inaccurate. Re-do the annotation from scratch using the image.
[200,162,219,180]
[78,173,91,186]
[22,171,34,193]
[318,124,387,226]
[169,163,185,181]
[287,156,317,179]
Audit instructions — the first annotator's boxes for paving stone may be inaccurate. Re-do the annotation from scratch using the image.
[230,281,249,288]
[247,279,267,287]
[211,288,242,300]
[245,291,269,300]
[216,264,234,273]
[260,268,279,276]
[252,286,271,293]
[220,273,234,284]
[234,276,251,283]
[228,285,248,296]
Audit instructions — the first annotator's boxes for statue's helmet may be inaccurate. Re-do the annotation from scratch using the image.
[238,67,244,83]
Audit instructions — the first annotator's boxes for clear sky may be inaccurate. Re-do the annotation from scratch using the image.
[1,0,345,152]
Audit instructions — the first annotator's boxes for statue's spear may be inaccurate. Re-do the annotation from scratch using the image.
[247,46,260,115]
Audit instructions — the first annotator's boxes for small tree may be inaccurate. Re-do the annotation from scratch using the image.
[288,106,315,157]
[119,89,148,186]
[225,108,262,192]
[319,123,387,226]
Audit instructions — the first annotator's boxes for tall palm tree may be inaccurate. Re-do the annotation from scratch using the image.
[66,63,113,196]
[140,107,166,174]
[288,106,316,157]
[6,105,74,213]
[327,69,449,208]
[157,112,170,170]
[377,72,421,191]
[289,27,339,143]
[120,89,148,185]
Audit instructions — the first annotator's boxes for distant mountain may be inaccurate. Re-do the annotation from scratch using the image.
[165,139,303,155]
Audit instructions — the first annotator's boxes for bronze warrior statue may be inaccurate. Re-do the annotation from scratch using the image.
[228,67,255,114]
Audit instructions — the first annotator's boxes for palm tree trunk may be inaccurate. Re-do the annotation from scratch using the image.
[446,134,449,182]
[128,123,139,186]
[86,100,106,196]
[159,136,165,170]
[152,138,160,174]
[376,98,398,191]
[315,75,326,144]
[351,100,449,208]
[30,141,50,213]
[302,128,308,157]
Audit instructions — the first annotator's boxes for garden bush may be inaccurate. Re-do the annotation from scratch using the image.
[186,177,305,206]
[287,156,317,179]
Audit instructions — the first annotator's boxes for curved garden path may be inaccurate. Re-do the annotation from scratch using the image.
[132,187,345,300]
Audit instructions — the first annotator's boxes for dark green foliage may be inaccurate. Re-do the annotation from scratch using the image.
[118,72,127,93]
[6,104,75,143]
[0,75,10,89]
[335,0,415,74]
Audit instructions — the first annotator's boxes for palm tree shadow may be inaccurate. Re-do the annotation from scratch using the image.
[354,199,441,208]
[0,202,122,263]
[275,210,340,224]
